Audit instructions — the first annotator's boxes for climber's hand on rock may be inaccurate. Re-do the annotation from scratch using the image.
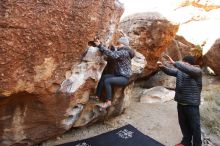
[163,54,174,64]
[94,38,101,46]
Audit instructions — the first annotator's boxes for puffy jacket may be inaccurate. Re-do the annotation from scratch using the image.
[98,45,135,78]
[161,61,202,106]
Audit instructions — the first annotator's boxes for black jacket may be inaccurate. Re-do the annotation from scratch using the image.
[98,45,135,78]
[161,61,202,106]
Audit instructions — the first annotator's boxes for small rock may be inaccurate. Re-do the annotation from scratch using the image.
[56,137,61,140]
[140,86,175,103]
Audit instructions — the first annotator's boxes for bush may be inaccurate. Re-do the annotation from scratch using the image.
[201,88,220,136]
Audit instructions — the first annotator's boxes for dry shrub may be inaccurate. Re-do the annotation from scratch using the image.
[201,88,220,136]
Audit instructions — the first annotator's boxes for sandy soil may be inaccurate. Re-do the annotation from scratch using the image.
[41,100,182,146]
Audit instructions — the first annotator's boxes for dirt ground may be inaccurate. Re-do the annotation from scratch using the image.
[41,100,182,146]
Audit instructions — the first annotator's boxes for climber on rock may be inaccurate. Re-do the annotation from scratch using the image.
[92,37,135,109]
[157,55,202,146]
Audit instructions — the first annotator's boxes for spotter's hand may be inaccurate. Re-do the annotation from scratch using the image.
[163,54,175,64]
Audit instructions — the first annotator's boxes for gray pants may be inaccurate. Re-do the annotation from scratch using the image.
[96,74,129,100]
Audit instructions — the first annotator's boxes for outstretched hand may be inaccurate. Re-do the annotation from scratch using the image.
[157,61,164,68]
[163,54,175,64]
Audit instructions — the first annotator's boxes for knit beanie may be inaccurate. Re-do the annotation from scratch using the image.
[118,37,129,46]
[182,55,195,65]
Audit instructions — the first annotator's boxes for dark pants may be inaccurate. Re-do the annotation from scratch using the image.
[96,74,129,100]
[177,104,202,146]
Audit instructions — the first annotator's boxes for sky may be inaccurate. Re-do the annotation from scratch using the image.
[119,0,177,18]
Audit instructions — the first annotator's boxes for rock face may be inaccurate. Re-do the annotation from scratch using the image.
[59,47,146,128]
[0,0,126,145]
[140,86,175,103]
[166,36,194,61]
[119,12,179,77]
[59,47,107,129]
[142,71,176,90]
[203,38,220,75]
[166,35,203,65]
[0,0,123,96]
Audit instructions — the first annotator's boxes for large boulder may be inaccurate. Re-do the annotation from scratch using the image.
[0,0,123,96]
[166,35,194,61]
[0,0,126,145]
[141,71,176,90]
[203,38,220,75]
[119,12,179,77]
[166,35,203,65]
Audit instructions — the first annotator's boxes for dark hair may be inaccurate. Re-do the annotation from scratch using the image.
[182,55,195,65]
[129,49,135,59]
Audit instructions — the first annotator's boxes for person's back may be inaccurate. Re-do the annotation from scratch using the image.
[157,55,202,146]
[113,46,134,78]
[173,62,202,106]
